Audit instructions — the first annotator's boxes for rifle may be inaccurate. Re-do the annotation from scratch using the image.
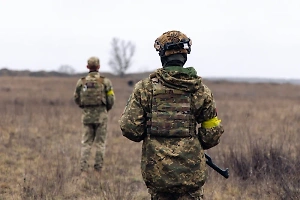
[205,153,229,179]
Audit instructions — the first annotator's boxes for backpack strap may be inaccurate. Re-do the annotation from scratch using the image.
[81,76,104,87]
[98,76,105,84]
[81,77,86,87]
[146,76,158,133]
[98,76,106,92]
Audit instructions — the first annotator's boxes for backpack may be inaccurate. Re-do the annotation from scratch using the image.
[80,75,105,107]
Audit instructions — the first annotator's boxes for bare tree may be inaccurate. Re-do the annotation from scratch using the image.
[108,37,135,77]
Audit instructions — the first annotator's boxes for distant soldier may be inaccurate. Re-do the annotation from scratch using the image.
[119,30,224,199]
[74,56,115,177]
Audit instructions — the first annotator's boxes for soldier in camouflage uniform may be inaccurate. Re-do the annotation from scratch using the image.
[74,56,115,175]
[119,30,224,200]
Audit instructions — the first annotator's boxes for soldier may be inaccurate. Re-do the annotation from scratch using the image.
[74,56,115,177]
[119,30,224,199]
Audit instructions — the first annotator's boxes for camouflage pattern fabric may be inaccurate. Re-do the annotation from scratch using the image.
[74,71,115,171]
[154,30,192,57]
[142,135,206,193]
[149,77,196,138]
[119,66,224,194]
[74,72,115,124]
[79,75,104,106]
[80,121,108,171]
[198,126,224,150]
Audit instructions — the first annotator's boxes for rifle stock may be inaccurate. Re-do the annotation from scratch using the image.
[205,153,229,179]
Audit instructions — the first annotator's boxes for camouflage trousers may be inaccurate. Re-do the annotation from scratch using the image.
[80,123,107,172]
[150,188,204,200]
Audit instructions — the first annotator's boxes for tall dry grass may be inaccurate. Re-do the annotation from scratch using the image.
[0,75,299,200]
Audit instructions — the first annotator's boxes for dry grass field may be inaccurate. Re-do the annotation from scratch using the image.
[0,73,300,200]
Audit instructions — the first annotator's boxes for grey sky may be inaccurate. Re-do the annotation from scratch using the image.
[1,0,299,78]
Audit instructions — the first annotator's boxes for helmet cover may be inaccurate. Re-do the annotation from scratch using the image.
[154,30,192,57]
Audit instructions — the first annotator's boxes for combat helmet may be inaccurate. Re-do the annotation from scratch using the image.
[154,30,192,57]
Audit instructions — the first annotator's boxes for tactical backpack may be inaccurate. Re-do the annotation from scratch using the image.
[79,75,105,107]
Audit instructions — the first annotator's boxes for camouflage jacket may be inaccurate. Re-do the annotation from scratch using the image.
[74,71,115,124]
[119,66,224,193]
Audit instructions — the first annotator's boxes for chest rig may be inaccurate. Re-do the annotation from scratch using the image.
[147,77,196,137]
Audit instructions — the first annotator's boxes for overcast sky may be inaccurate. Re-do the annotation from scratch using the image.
[1,0,299,79]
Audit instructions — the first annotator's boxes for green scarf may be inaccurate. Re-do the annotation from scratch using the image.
[164,66,198,78]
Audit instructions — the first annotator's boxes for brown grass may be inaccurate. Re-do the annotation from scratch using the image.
[0,75,299,200]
